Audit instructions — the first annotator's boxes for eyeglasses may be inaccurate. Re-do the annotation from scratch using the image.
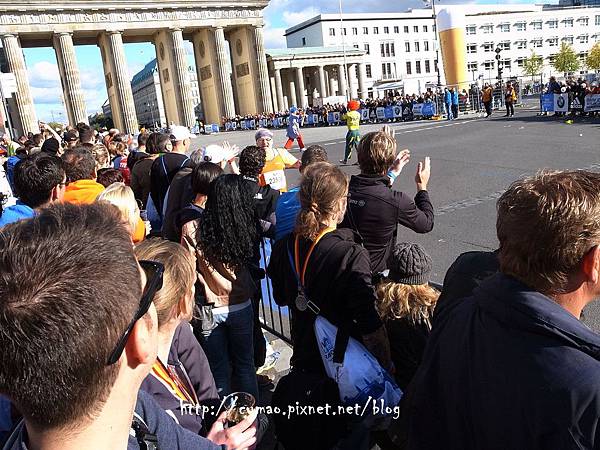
[106,260,164,365]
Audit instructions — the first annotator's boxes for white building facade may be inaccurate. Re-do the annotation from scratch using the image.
[131,58,202,129]
[284,4,600,96]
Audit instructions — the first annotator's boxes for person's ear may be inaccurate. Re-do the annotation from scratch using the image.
[124,304,158,369]
[582,245,600,285]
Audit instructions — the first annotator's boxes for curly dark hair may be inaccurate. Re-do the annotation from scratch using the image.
[197,174,258,269]
[62,147,96,181]
[239,145,266,178]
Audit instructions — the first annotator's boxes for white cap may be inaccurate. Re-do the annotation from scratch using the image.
[201,144,227,164]
[436,7,466,33]
[170,125,192,142]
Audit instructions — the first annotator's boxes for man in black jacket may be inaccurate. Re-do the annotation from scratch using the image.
[341,127,434,273]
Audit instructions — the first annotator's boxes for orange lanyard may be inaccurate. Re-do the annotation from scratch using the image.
[152,358,198,404]
[294,227,335,286]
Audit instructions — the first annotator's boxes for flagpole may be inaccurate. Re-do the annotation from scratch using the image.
[339,0,350,100]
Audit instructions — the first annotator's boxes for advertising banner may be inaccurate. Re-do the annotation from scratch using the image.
[553,93,569,113]
[360,109,370,121]
[584,94,600,112]
[541,93,554,112]
[384,106,395,119]
[393,105,403,118]
[376,107,386,119]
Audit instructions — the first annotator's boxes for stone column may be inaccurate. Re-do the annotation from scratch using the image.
[53,32,87,126]
[105,31,138,134]
[269,76,278,112]
[318,65,327,99]
[274,68,285,112]
[213,26,235,118]
[288,78,297,108]
[348,63,358,99]
[329,72,336,97]
[358,63,367,100]
[337,64,348,98]
[170,28,196,127]
[295,67,307,108]
[1,34,37,135]
[253,25,272,113]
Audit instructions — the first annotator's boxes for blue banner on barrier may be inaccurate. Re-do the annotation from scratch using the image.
[384,106,395,119]
[359,109,369,121]
[273,118,280,127]
[211,124,219,133]
[312,114,319,125]
[327,112,340,123]
[204,125,212,134]
[306,114,314,125]
[541,93,554,112]
[422,102,436,116]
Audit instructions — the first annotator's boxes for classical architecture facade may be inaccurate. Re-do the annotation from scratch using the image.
[266,47,365,111]
[0,0,272,135]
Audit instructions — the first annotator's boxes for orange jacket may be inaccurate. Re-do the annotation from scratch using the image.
[63,179,105,205]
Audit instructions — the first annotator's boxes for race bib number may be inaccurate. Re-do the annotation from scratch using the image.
[262,169,286,191]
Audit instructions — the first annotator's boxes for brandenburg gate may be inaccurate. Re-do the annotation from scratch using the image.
[0,0,273,135]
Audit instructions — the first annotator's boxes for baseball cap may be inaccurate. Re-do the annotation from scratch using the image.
[255,128,273,141]
[170,125,192,142]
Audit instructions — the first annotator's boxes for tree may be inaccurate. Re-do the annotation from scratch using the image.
[586,42,600,72]
[552,42,580,76]
[522,51,544,81]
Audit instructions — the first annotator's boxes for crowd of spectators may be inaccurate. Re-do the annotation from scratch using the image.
[1,81,600,450]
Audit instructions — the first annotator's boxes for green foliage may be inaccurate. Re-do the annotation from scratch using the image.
[586,43,600,71]
[552,42,580,75]
[522,51,544,79]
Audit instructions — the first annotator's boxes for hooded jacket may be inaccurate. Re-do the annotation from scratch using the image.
[63,179,105,205]
[340,174,434,273]
[0,201,34,227]
[406,273,600,450]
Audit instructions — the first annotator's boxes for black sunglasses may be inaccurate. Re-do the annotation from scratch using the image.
[107,260,164,365]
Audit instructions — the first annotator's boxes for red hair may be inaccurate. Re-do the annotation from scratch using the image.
[347,100,360,111]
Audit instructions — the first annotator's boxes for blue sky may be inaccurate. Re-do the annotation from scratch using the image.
[23,0,554,123]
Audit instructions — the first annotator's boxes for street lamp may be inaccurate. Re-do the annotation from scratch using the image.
[424,0,442,86]
[146,101,156,130]
[495,47,503,81]
[338,0,350,100]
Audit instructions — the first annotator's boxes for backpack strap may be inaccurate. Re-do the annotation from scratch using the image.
[131,412,160,450]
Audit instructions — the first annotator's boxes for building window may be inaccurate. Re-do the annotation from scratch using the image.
[499,23,510,32]
[384,26,389,34]
[364,43,370,54]
[579,17,589,26]
[329,28,335,36]
[352,27,358,35]
[563,36,574,45]
[514,22,526,32]
[483,61,495,70]
[516,57,525,68]
[342,28,347,35]
[414,25,419,32]
[405,41,411,52]
[596,15,600,26]
[467,61,477,71]
[424,41,430,51]
[466,25,476,35]
[406,61,412,75]
[548,37,559,47]
[374,27,379,34]
[580,52,588,63]
[483,42,494,52]
[302,37,306,46]
[563,18,573,27]
[500,58,511,70]
[425,60,431,73]
[498,41,510,51]
[467,43,477,54]
[532,21,542,30]
[381,43,385,57]
[415,41,420,52]
[353,44,359,49]
[394,26,399,33]
[580,34,589,44]
[548,19,558,29]
[363,27,369,34]
[391,42,395,57]
[532,39,543,48]
[423,25,428,32]
[482,25,494,34]
[416,60,422,74]
[366,64,372,78]
[548,54,556,64]
[516,40,527,49]
[382,62,393,79]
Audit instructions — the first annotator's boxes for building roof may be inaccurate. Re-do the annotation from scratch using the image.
[267,46,364,59]
[131,59,158,86]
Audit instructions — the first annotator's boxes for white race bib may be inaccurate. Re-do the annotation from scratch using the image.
[262,169,286,191]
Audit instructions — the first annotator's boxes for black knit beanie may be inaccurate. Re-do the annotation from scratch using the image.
[387,242,432,285]
[41,138,60,156]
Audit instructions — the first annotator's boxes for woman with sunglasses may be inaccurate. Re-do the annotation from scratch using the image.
[135,238,220,435]
[181,174,260,400]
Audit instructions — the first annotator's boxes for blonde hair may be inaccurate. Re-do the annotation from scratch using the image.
[134,238,196,329]
[357,131,397,175]
[296,162,348,241]
[375,281,440,329]
[97,183,139,234]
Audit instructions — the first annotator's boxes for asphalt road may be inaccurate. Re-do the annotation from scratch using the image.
[191,98,600,331]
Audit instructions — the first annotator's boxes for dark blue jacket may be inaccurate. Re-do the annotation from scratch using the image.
[406,273,600,450]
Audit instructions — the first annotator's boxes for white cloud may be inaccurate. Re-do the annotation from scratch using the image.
[281,7,321,27]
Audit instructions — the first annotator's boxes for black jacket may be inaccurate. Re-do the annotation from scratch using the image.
[150,153,193,219]
[406,273,600,450]
[341,174,434,273]
[267,228,382,373]
[161,168,194,242]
